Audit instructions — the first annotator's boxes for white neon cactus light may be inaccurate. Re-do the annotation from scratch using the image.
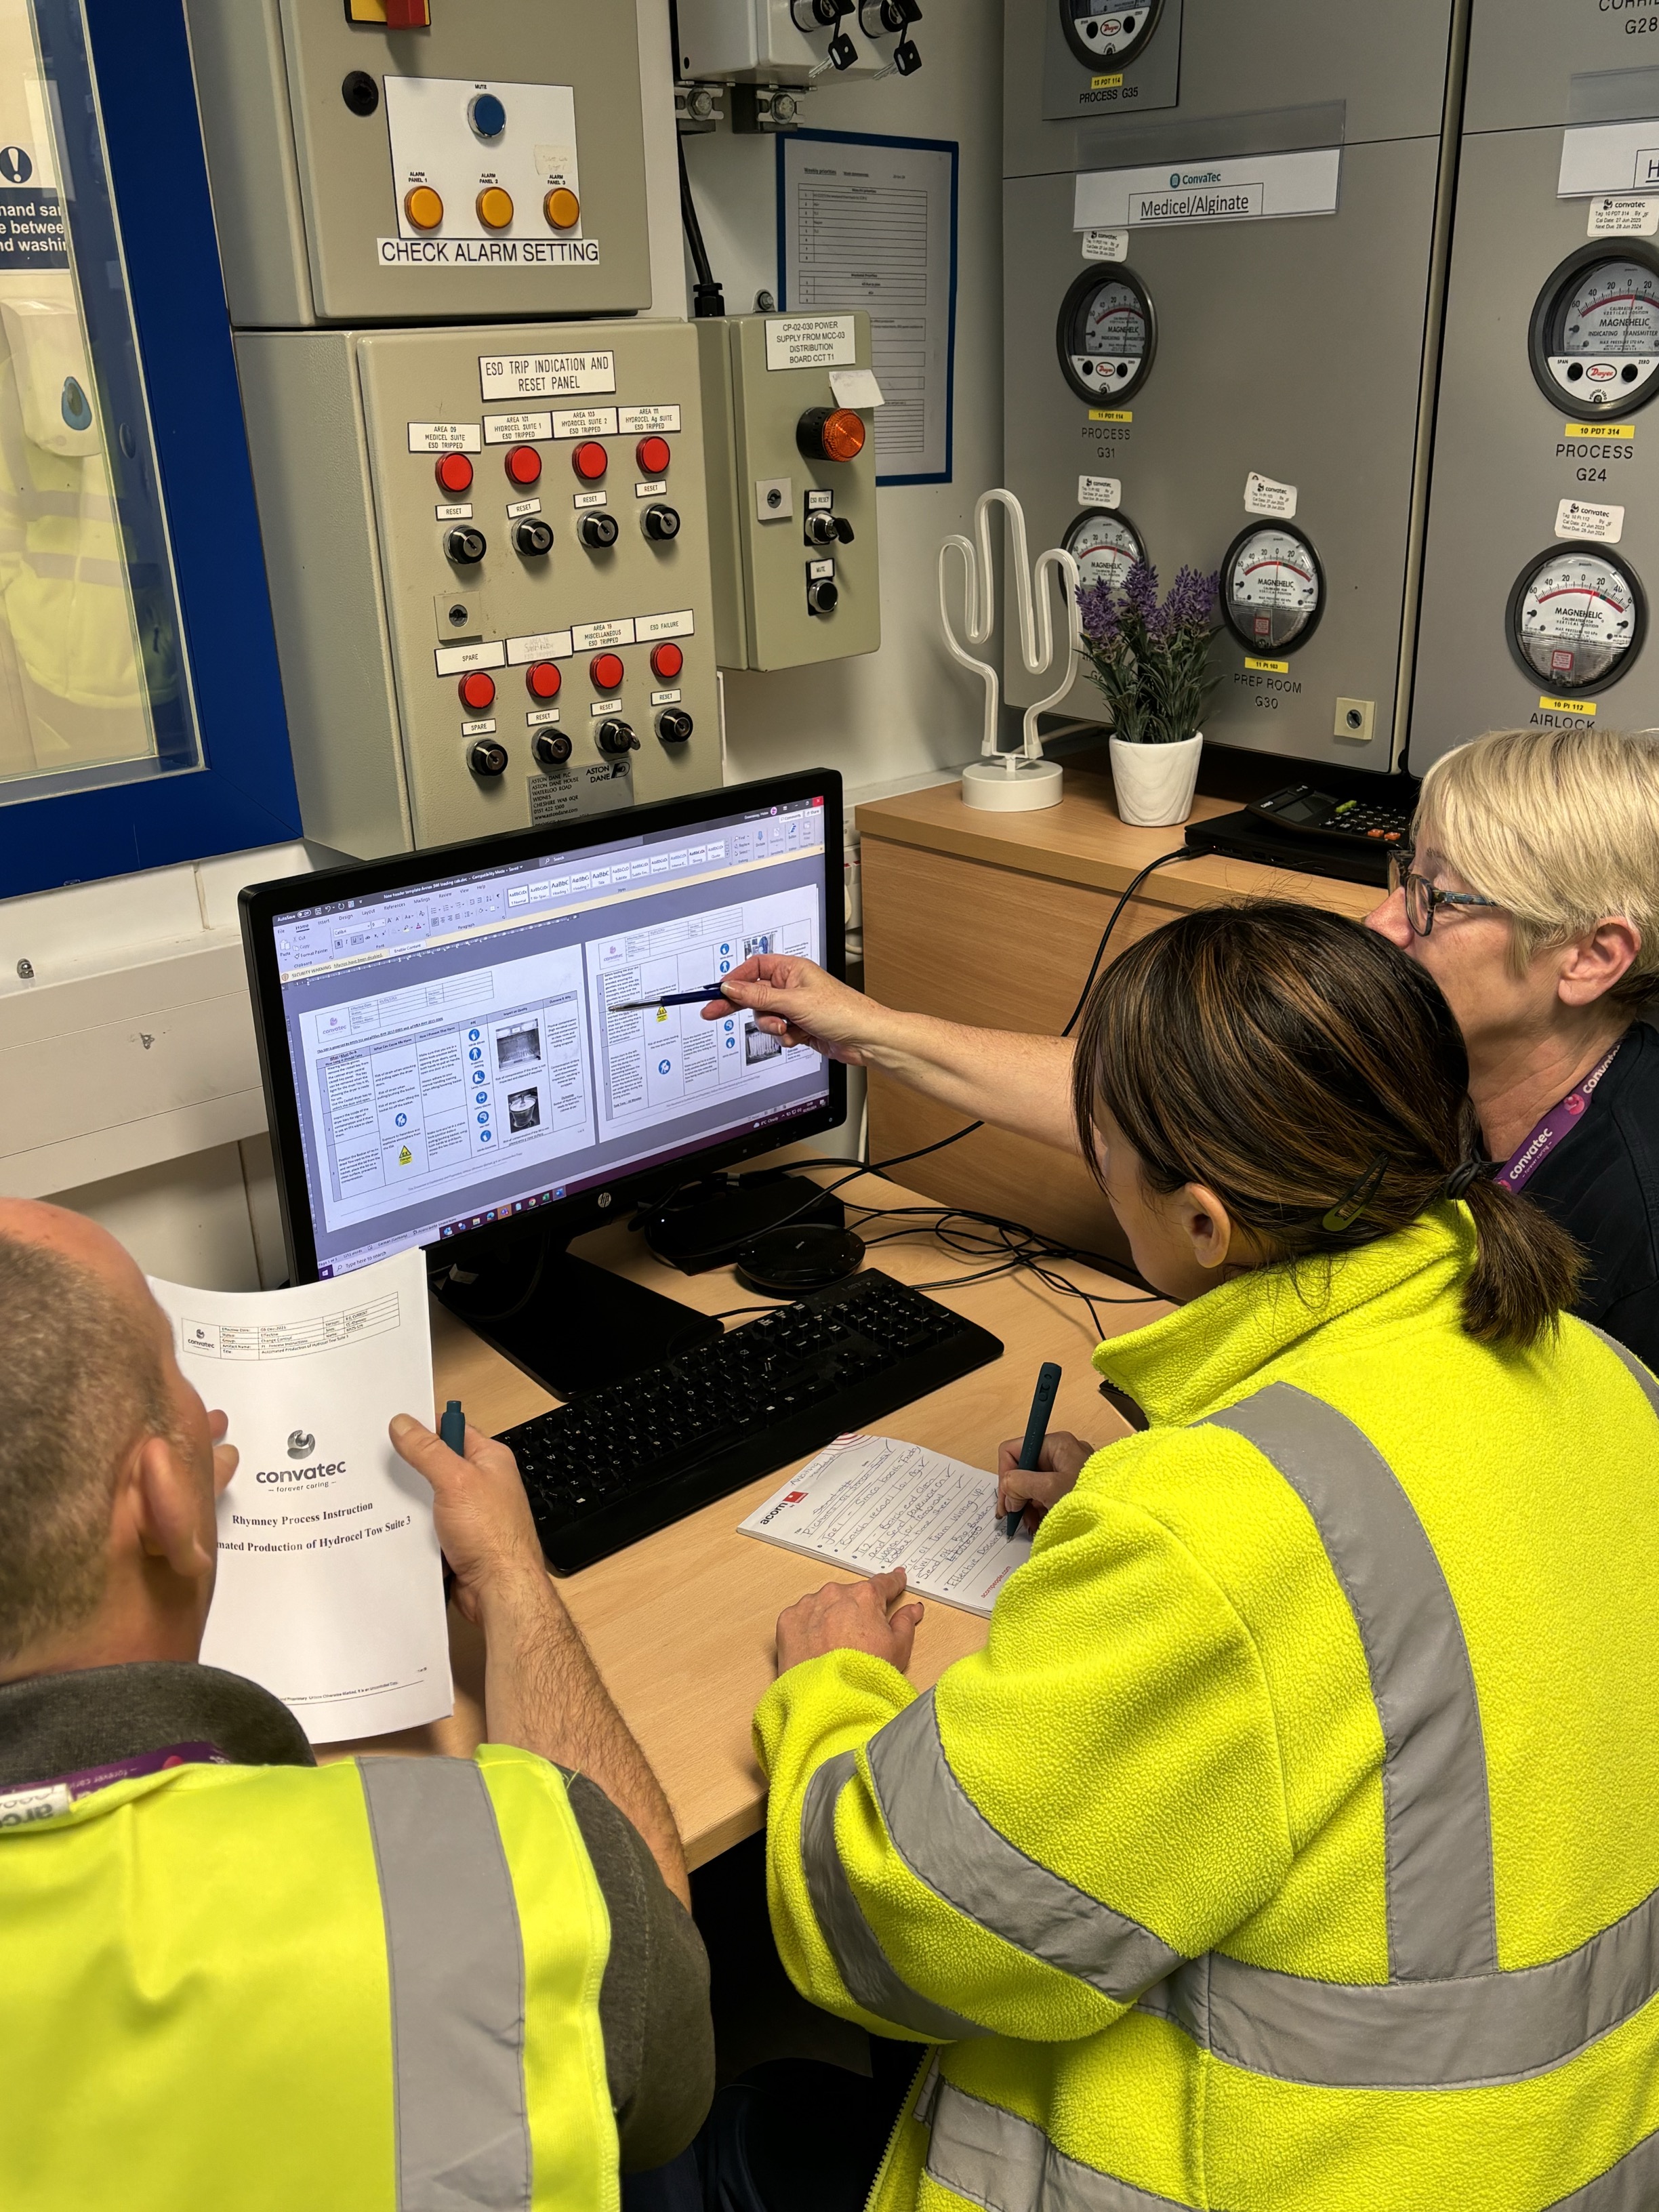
[938,488,1082,774]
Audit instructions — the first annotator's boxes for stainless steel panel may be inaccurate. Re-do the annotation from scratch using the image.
[1003,138,1442,771]
[1007,0,1456,180]
[1465,0,1659,134]
[1410,129,1659,768]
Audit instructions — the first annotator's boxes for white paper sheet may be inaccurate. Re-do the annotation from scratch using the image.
[148,1248,451,1744]
[781,134,958,485]
[739,1433,1031,1618]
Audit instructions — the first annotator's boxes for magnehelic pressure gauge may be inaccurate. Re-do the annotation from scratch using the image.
[1057,266,1156,407]
[1529,244,1659,417]
[1221,523,1325,654]
[1507,546,1646,693]
[1063,508,1146,593]
[1059,0,1163,69]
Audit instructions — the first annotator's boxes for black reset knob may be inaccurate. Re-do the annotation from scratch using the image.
[595,718,639,756]
[445,525,487,565]
[806,577,840,616]
[657,709,695,743]
[804,511,839,546]
[532,729,572,766]
[468,738,509,777]
[834,516,855,544]
[642,503,681,542]
[579,512,619,550]
[513,517,554,556]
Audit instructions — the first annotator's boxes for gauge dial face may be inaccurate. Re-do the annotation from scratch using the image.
[1060,0,1162,68]
[1510,548,1644,691]
[1057,267,1155,405]
[1222,525,1324,653]
[1063,508,1146,593]
[1533,250,1659,415]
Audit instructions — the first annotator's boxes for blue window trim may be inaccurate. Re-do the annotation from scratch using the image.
[774,127,959,488]
[0,0,300,897]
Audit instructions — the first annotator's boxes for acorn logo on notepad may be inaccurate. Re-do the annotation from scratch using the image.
[287,1430,315,1459]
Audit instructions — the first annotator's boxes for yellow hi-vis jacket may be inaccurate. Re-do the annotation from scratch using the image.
[756,1206,1659,2211]
[0,1745,618,2212]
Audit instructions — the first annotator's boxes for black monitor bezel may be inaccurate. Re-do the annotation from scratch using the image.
[239,769,846,1287]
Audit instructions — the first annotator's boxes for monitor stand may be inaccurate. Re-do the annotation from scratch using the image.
[432,1231,722,1401]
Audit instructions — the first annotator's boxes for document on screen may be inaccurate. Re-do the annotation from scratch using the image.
[739,1433,1031,1616]
[147,1248,451,1743]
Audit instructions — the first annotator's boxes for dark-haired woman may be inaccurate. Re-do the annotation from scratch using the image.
[714,905,1659,2212]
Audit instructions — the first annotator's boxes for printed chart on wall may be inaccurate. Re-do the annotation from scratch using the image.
[779,129,958,486]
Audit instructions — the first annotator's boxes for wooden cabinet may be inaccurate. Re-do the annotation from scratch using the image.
[855,771,1376,1268]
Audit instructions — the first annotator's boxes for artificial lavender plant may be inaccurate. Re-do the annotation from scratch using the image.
[1076,561,1221,744]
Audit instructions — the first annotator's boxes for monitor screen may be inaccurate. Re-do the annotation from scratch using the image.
[246,777,839,1280]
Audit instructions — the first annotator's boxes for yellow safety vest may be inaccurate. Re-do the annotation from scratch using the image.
[0,1743,617,2211]
[757,1207,1659,2210]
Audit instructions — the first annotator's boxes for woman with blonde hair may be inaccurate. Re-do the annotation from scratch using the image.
[1368,724,1658,1364]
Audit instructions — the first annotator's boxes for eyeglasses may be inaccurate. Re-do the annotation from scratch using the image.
[1386,850,1501,939]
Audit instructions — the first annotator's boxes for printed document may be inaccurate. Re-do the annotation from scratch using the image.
[739,1433,1031,1616]
[148,1248,451,1743]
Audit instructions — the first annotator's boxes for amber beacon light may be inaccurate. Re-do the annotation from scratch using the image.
[796,407,866,463]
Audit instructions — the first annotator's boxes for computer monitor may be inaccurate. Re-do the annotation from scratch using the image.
[241,769,845,1394]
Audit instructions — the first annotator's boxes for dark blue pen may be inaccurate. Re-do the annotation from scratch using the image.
[1006,1363,1061,1538]
[611,984,733,1012]
[441,1399,466,1454]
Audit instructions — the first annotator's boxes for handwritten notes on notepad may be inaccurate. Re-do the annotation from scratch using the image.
[739,1434,1031,1617]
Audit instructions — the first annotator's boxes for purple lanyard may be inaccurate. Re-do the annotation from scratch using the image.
[1498,1041,1622,1193]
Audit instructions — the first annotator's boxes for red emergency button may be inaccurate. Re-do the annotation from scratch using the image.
[636,434,672,478]
[649,640,684,682]
[526,661,562,701]
[590,651,626,693]
[572,441,609,482]
[434,451,474,495]
[457,670,497,713]
[505,444,542,488]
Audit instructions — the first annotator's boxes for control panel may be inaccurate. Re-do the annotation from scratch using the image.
[697,314,881,670]
[676,0,922,83]
[184,0,651,325]
[237,321,720,857]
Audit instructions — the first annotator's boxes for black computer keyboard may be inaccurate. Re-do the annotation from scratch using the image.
[499,1270,1004,1573]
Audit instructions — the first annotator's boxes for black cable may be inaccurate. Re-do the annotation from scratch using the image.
[1057,848,1193,1039]
[676,135,725,319]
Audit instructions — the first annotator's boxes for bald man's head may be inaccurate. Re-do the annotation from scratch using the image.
[0,1203,171,1662]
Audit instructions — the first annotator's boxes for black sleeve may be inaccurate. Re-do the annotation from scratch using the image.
[561,1770,715,2172]
[1595,1282,1659,1378]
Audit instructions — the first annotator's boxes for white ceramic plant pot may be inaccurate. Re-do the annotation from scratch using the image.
[1109,732,1204,827]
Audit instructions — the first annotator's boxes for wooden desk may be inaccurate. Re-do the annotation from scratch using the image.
[855,770,1379,1265]
[340,1174,1164,1871]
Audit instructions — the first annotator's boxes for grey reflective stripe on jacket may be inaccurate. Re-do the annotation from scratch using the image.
[359,1759,532,2212]
[1206,1382,1498,1981]
[918,2066,1659,2212]
[798,1679,1187,2039]
[1134,1378,1659,2091]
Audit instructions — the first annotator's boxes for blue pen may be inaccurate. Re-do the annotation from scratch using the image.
[1006,1363,1061,1538]
[441,1399,466,1453]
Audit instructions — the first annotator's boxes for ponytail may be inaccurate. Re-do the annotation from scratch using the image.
[1445,1097,1584,1347]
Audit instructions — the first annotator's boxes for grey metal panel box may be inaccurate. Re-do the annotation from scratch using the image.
[1006,0,1458,181]
[1410,127,1659,769]
[694,316,881,672]
[1464,1,1659,134]
[1002,136,1444,771]
[239,320,723,857]
[185,0,651,326]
